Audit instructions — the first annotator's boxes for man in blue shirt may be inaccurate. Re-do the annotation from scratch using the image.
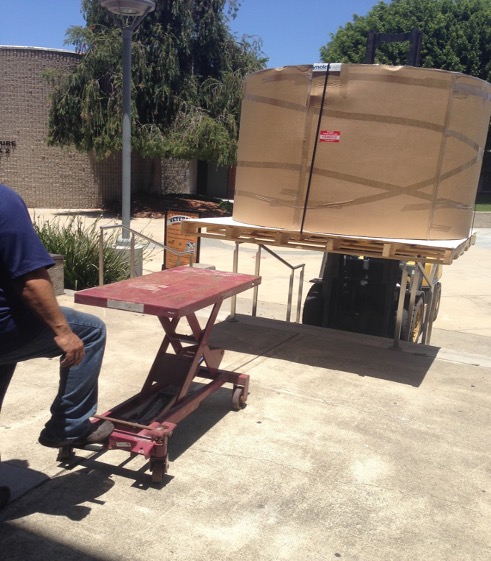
[0,184,113,449]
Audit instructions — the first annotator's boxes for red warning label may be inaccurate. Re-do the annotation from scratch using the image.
[319,130,341,143]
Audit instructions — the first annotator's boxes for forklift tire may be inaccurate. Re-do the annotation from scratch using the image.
[401,309,409,340]
[402,297,424,342]
[302,284,324,327]
[432,282,442,322]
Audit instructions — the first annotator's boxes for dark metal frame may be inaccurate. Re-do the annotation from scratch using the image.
[364,28,423,66]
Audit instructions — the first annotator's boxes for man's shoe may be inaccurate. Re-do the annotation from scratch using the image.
[0,486,11,509]
[38,420,114,449]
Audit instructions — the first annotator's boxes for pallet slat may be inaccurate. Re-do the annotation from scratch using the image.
[181,218,475,265]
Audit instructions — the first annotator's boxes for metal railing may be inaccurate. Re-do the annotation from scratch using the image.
[98,224,194,286]
[230,242,305,323]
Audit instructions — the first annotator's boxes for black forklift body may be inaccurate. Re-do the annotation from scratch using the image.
[303,254,405,338]
[302,253,439,343]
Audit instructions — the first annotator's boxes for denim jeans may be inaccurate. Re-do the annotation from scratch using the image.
[0,307,106,439]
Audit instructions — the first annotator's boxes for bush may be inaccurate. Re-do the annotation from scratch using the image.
[33,216,130,290]
[219,199,233,213]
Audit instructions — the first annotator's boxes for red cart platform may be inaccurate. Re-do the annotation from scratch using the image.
[72,266,260,482]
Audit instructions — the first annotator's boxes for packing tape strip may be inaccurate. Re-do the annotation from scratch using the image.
[324,108,445,133]
[341,69,452,91]
[445,129,482,153]
[238,148,479,193]
[310,155,480,204]
[234,187,467,223]
[319,109,483,152]
[237,160,303,172]
[429,72,456,232]
[258,66,312,84]
[233,189,308,209]
[243,101,485,152]
[403,200,474,211]
[236,152,480,208]
[337,65,491,102]
[243,93,307,114]
[453,80,491,101]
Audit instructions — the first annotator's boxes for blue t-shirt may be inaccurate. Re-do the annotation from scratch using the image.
[0,184,54,349]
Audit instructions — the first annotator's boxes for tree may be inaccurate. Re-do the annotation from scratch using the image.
[320,0,491,82]
[46,0,266,166]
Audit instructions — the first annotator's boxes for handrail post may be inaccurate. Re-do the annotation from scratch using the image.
[99,230,104,286]
[228,242,240,321]
[252,245,261,317]
[286,269,294,322]
[129,231,136,278]
[296,265,305,323]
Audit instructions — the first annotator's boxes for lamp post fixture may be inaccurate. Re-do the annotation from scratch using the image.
[100,0,155,241]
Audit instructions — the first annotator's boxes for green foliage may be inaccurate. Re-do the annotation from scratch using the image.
[46,0,266,166]
[320,0,491,81]
[219,199,234,213]
[475,192,491,209]
[33,217,130,290]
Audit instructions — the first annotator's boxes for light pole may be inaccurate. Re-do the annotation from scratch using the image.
[100,0,155,241]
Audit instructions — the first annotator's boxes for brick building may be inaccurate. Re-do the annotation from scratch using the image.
[0,46,232,208]
[1,46,123,207]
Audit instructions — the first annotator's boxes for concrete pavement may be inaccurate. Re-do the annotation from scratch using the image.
[0,213,490,561]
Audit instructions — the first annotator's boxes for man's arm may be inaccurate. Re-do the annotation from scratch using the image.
[13,268,85,367]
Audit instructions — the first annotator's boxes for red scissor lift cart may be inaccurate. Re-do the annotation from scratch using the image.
[67,267,260,482]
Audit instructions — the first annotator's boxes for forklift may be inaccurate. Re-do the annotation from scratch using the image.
[302,29,442,343]
[302,254,442,342]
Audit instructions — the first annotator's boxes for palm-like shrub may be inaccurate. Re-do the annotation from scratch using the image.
[33,216,129,290]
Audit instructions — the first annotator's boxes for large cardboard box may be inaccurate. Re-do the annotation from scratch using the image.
[233,64,491,240]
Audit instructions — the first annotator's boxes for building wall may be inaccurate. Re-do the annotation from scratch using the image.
[0,47,114,207]
[0,46,234,208]
[0,46,168,208]
[161,158,198,194]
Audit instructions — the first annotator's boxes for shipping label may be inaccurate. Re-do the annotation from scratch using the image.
[313,62,342,72]
[319,130,341,143]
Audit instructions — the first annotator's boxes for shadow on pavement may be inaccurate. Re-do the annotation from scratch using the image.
[1,468,114,523]
[210,316,437,388]
[0,522,117,561]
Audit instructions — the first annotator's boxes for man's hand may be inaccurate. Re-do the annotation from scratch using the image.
[14,268,86,367]
[54,330,85,367]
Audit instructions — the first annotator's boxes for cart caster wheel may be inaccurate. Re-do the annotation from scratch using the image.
[150,457,169,483]
[232,387,246,411]
[57,445,75,462]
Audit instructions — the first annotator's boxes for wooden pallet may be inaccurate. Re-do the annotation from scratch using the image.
[181,217,476,265]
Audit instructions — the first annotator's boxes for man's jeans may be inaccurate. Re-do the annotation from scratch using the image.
[0,307,106,439]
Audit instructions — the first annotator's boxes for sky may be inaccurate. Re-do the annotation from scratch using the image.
[0,0,381,68]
